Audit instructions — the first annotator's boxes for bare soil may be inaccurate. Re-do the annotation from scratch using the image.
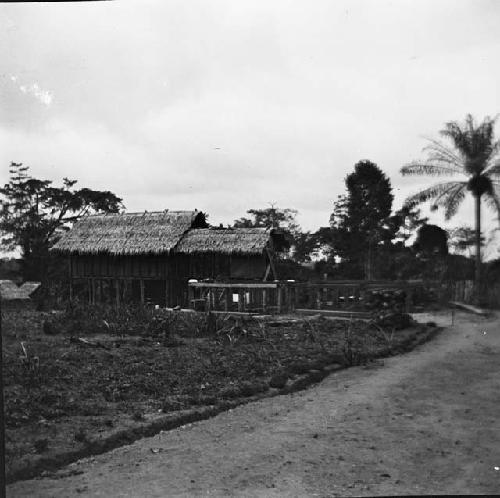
[7,311,500,496]
[3,309,423,482]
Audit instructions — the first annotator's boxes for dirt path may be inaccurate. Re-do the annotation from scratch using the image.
[8,311,500,497]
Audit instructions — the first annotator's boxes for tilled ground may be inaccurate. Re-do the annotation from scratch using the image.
[7,311,500,497]
[3,309,424,482]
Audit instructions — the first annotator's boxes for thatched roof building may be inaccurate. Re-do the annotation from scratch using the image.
[175,227,281,255]
[53,210,207,255]
[53,210,285,308]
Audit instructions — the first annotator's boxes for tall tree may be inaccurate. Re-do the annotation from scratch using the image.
[233,205,301,258]
[329,160,395,279]
[0,163,123,281]
[233,205,300,234]
[401,114,500,294]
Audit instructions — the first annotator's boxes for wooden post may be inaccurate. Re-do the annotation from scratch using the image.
[238,290,245,312]
[405,285,412,313]
[206,289,212,312]
[262,289,267,313]
[188,283,194,310]
[140,280,145,304]
[308,284,314,308]
[115,280,120,308]
[69,256,73,303]
[225,288,232,312]
[87,279,92,304]
[316,288,321,310]
[277,286,282,314]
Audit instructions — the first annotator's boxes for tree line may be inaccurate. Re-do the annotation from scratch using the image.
[1,114,499,295]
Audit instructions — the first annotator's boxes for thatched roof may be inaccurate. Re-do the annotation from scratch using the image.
[52,210,205,255]
[176,228,273,255]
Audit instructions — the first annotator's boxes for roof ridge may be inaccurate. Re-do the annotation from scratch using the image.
[81,210,197,218]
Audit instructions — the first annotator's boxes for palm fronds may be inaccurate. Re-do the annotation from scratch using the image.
[484,185,500,224]
[403,181,464,209]
[440,114,499,175]
[485,161,500,178]
[423,138,464,169]
[401,161,462,177]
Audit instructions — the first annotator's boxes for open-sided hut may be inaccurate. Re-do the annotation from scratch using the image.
[52,210,285,307]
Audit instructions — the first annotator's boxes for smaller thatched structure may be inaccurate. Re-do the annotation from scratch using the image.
[175,227,281,254]
[0,280,41,310]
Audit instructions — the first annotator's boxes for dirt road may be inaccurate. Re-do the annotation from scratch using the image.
[8,311,500,497]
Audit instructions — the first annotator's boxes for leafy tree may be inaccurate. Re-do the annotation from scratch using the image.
[328,160,395,279]
[233,205,301,233]
[413,224,448,257]
[390,205,428,244]
[448,225,484,258]
[233,204,305,259]
[0,162,123,281]
[401,114,500,293]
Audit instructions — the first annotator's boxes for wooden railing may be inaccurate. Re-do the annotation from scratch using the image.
[295,280,419,312]
[188,279,428,314]
[188,282,297,314]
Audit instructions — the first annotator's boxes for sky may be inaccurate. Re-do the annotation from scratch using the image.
[1,0,500,258]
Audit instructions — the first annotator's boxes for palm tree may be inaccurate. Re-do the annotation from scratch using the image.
[401,114,500,296]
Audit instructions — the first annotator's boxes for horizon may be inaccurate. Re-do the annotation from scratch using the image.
[1,0,500,259]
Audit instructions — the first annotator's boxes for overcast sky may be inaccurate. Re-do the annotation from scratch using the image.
[1,0,500,256]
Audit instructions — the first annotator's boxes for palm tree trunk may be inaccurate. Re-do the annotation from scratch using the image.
[474,193,482,303]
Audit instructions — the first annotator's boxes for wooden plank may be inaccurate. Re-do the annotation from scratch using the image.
[115,280,120,308]
[296,308,371,319]
[140,280,145,304]
[263,263,271,282]
[206,289,212,312]
[224,289,232,312]
[189,282,278,289]
[266,248,278,280]
[238,290,245,312]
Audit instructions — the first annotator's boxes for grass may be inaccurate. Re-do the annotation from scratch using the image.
[2,307,426,480]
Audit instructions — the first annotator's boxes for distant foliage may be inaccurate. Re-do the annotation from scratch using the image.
[233,204,317,263]
[413,224,448,256]
[325,160,396,278]
[0,162,123,282]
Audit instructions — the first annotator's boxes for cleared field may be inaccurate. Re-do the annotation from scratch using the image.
[2,308,431,481]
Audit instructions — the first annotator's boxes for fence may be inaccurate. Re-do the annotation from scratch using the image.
[188,280,431,314]
[188,282,297,314]
[445,280,500,309]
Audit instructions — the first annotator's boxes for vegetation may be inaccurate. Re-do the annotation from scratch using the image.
[233,204,317,263]
[401,114,500,294]
[323,160,397,279]
[3,306,429,480]
[0,163,123,282]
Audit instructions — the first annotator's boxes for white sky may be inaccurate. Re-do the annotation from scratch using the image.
[1,0,500,257]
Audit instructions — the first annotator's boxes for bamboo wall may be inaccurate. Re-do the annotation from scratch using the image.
[69,253,268,308]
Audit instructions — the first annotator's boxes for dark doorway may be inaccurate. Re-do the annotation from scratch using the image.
[144,280,166,307]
